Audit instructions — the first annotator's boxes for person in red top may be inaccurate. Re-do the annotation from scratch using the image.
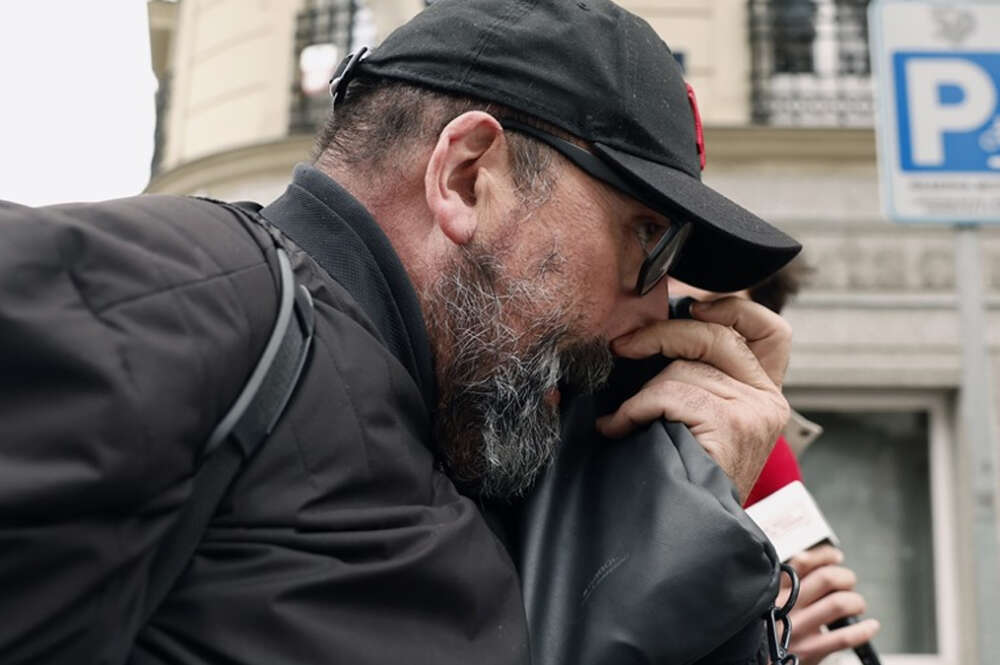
[744,434,800,508]
[670,261,880,665]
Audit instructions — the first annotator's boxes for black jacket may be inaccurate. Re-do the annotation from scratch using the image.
[0,165,530,664]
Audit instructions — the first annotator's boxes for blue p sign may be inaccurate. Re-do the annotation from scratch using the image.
[894,52,1000,172]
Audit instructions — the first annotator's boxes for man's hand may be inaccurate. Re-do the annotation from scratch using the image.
[778,545,881,665]
[595,297,792,501]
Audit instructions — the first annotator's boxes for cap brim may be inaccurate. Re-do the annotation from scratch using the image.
[593,143,801,293]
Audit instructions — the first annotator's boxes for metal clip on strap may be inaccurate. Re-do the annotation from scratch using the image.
[766,563,801,665]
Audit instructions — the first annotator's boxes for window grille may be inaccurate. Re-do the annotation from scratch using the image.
[749,0,874,126]
[289,0,356,134]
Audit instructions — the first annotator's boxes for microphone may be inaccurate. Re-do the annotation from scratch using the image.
[745,481,882,665]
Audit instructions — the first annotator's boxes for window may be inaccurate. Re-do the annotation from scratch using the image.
[289,0,376,133]
[771,0,817,74]
[749,0,873,126]
[787,391,959,664]
[299,43,341,97]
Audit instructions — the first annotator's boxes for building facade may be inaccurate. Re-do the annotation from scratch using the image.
[145,1,1000,662]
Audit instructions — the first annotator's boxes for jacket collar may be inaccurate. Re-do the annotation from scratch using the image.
[261,164,436,414]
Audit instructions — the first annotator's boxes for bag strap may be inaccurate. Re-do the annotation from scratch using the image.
[135,214,314,634]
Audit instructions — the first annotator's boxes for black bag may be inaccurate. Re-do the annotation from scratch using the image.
[517,357,793,665]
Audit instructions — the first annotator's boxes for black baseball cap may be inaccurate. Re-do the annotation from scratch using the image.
[350,0,801,292]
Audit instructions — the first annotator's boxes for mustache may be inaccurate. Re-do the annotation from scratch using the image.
[445,327,612,401]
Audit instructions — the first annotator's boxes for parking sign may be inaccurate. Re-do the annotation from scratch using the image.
[870,1,1000,222]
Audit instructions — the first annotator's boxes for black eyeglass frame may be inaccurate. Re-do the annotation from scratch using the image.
[499,119,692,295]
[635,221,692,295]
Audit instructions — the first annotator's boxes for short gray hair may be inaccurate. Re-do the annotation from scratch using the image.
[313,76,565,205]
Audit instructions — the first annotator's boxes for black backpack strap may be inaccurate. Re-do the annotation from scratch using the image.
[136,229,314,634]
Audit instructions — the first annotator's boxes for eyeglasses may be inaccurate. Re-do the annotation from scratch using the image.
[500,119,691,295]
[635,220,691,295]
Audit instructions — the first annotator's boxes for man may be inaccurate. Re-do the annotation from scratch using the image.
[0,1,800,663]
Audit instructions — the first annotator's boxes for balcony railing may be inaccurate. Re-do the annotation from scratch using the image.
[749,0,874,127]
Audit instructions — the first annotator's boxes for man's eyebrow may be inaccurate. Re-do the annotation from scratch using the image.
[624,201,672,226]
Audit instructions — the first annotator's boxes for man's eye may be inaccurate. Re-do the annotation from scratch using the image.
[636,220,669,252]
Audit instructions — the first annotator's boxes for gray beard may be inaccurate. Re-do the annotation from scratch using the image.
[424,242,614,500]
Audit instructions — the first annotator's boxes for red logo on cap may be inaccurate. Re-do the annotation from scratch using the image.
[686,82,706,171]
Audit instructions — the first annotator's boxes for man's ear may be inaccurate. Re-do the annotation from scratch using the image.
[424,111,508,246]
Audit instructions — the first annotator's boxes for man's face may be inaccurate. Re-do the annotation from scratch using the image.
[423,159,674,499]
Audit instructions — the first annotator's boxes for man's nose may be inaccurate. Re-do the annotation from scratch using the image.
[635,277,671,324]
[606,278,670,341]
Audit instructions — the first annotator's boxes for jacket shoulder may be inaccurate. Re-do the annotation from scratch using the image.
[0,193,279,511]
[0,194,272,309]
[0,193,284,661]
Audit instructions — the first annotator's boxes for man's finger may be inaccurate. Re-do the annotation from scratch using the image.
[611,319,773,391]
[792,618,881,665]
[791,588,866,635]
[643,359,746,401]
[780,561,856,609]
[595,379,721,439]
[690,296,792,387]
[794,565,858,609]
[788,545,844,579]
